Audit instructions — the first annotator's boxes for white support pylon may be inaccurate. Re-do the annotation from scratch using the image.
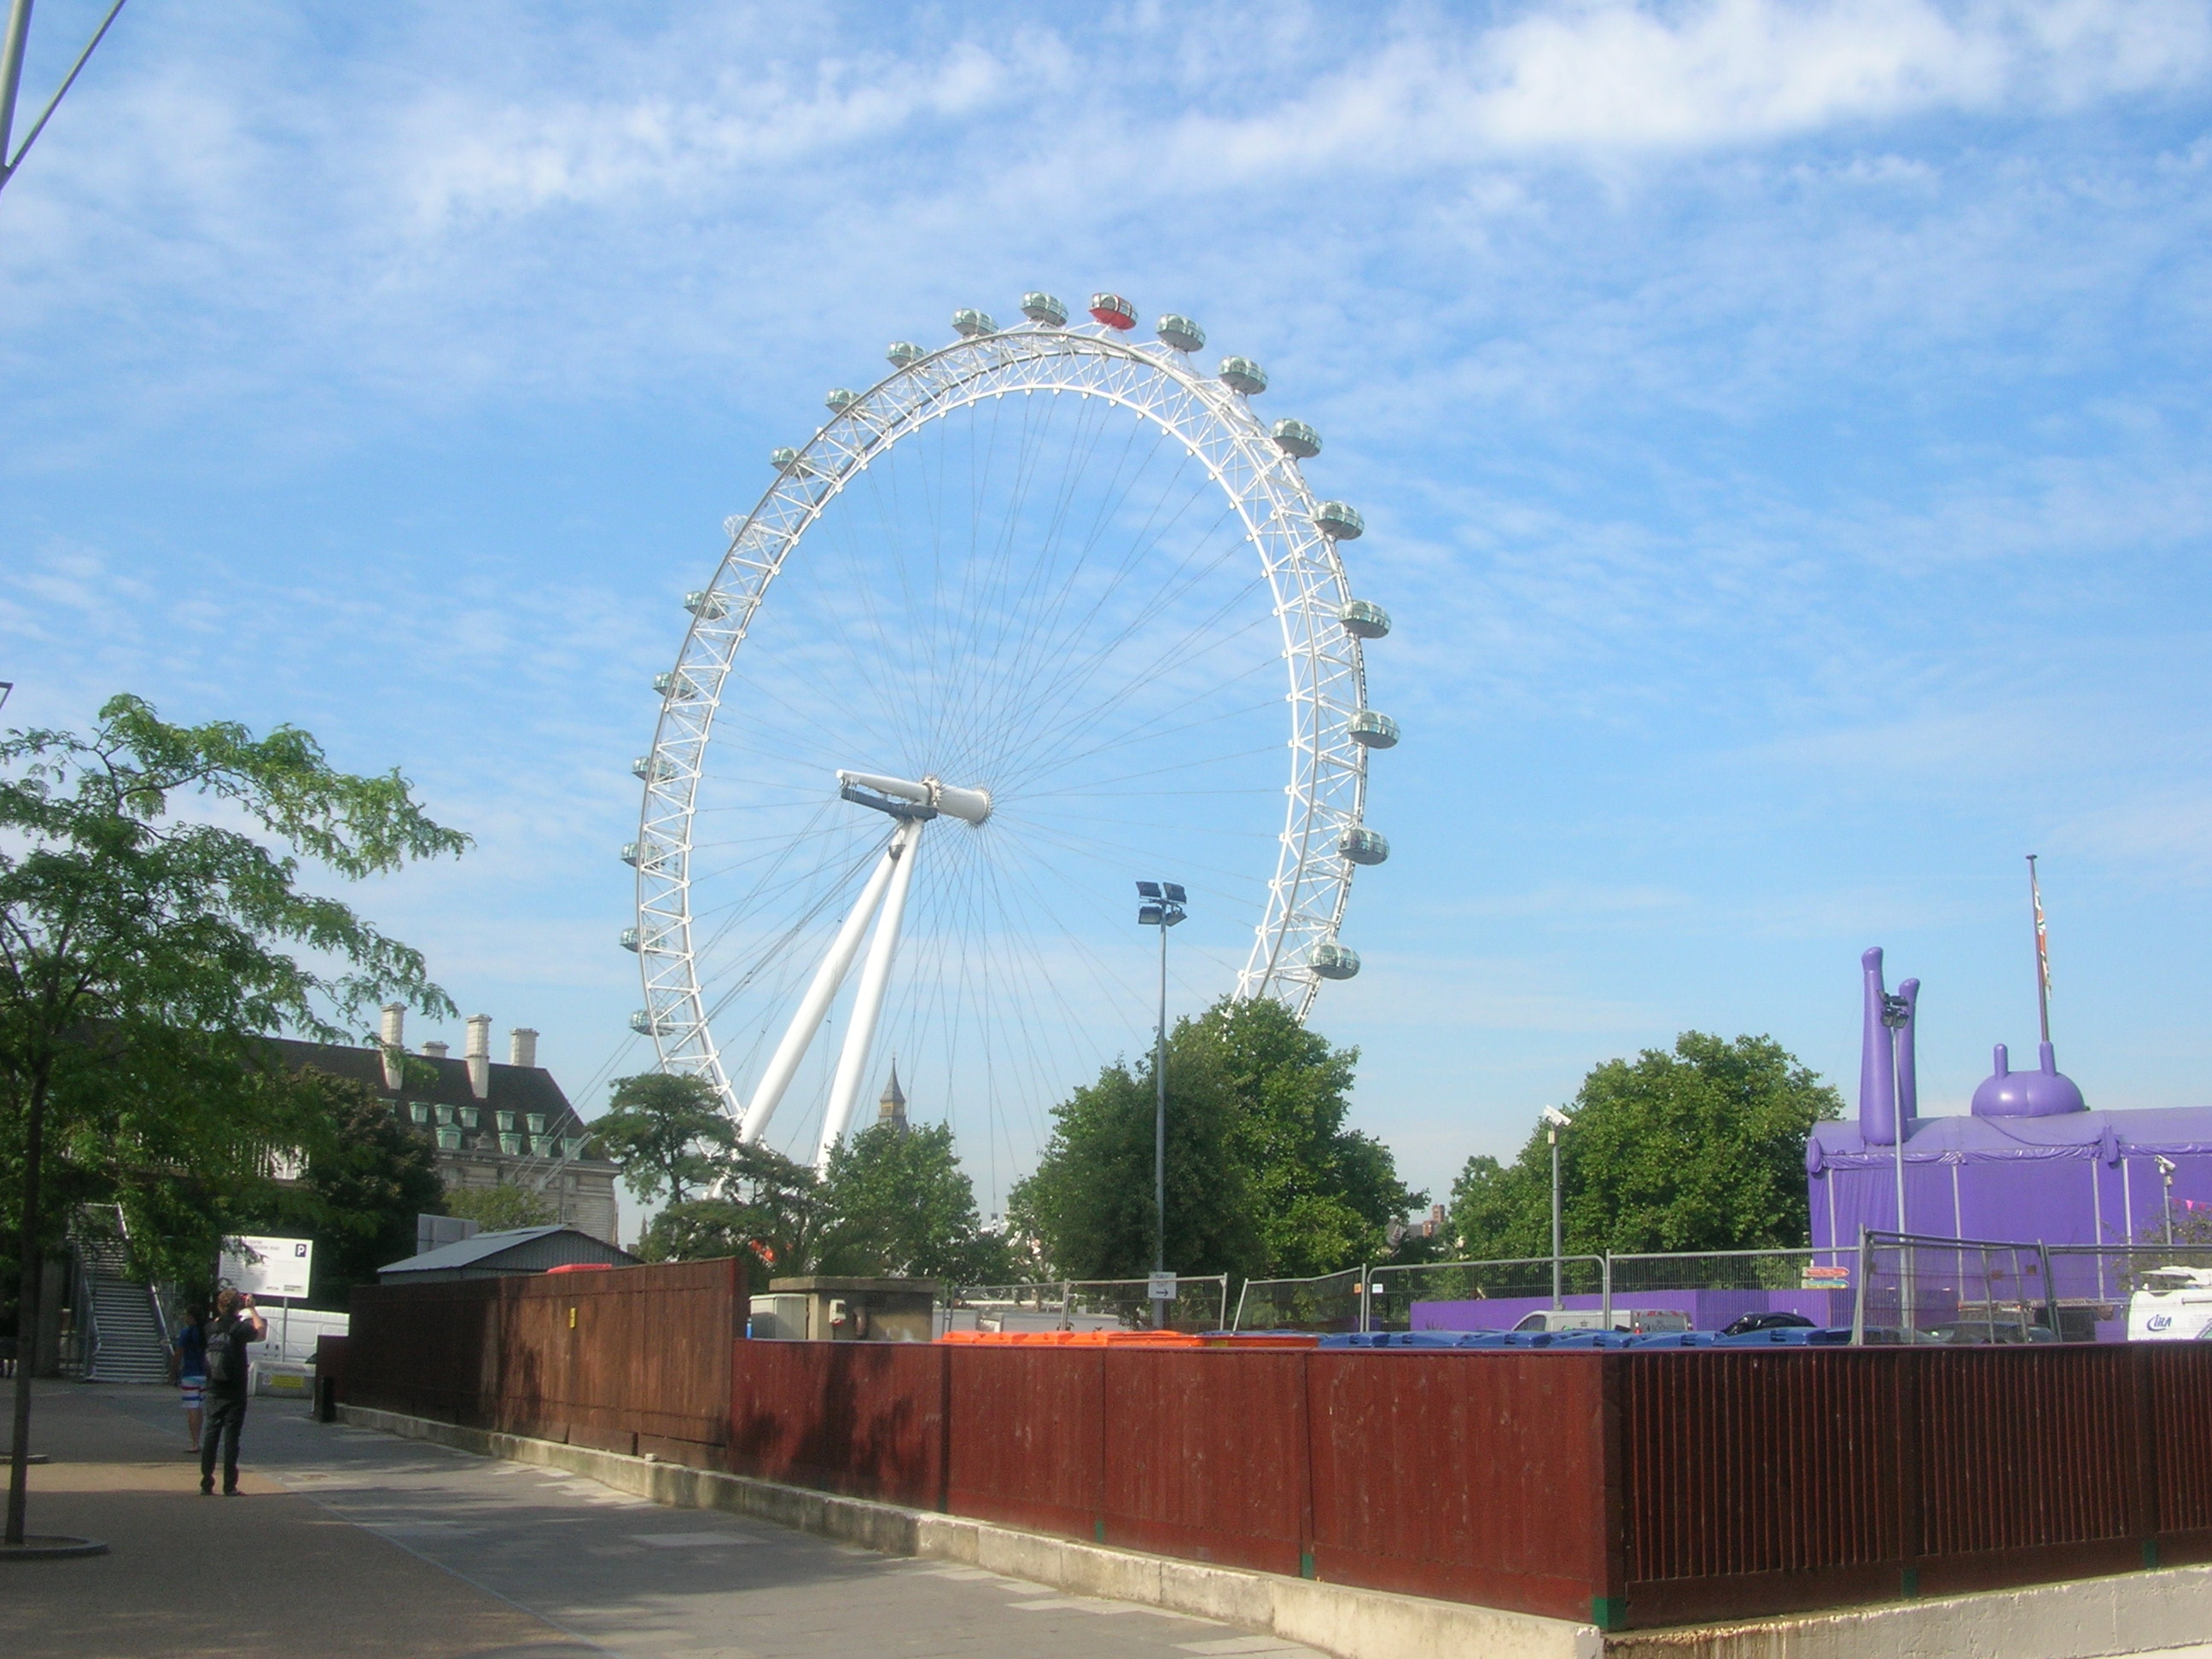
[816,818,923,1170]
[738,822,913,1144]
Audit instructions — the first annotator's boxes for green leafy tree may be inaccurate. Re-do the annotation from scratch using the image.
[1010,997,1419,1283]
[0,695,465,1545]
[1010,1026,1263,1283]
[287,1067,447,1296]
[816,1121,1011,1281]
[637,1140,822,1291]
[445,1182,556,1233]
[595,1072,736,1207]
[1196,997,1422,1278]
[1448,1032,1842,1260]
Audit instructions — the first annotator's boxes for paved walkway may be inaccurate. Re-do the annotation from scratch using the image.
[8,1382,1327,1659]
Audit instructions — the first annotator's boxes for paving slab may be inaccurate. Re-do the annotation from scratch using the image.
[38,1382,1326,1659]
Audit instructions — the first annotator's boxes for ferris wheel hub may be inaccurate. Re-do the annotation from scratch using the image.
[836,769,992,826]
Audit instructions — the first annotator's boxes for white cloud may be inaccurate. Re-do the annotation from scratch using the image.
[1182,1,2212,173]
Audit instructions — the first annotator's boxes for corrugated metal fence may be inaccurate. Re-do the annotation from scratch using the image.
[341,1273,2212,1629]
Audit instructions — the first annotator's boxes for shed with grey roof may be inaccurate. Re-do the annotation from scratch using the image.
[377,1225,638,1284]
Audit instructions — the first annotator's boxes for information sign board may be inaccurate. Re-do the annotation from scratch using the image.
[220,1235,314,1301]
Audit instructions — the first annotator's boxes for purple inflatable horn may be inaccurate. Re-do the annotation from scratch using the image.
[1858,948,1922,1144]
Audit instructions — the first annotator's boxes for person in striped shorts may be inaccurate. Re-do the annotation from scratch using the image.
[168,1303,209,1454]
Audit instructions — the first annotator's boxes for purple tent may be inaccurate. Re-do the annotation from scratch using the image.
[1807,948,2212,1251]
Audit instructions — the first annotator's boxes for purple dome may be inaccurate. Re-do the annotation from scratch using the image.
[1970,1042,2087,1117]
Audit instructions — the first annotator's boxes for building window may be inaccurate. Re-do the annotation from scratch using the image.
[459,1106,480,1130]
[499,1132,523,1155]
[497,1110,517,1132]
[526,1114,547,1136]
[410,1102,431,1125]
[436,1128,463,1150]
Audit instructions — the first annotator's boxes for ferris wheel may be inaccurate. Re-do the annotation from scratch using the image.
[625,292,1398,1194]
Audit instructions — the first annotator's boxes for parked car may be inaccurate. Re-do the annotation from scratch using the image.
[1511,1307,1690,1336]
[2128,1266,2212,1342]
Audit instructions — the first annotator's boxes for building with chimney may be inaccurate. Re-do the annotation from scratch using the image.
[266,1004,622,1246]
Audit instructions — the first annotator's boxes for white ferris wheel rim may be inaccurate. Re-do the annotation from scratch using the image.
[631,310,1382,1119]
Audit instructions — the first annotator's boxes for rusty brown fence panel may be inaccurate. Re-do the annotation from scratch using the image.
[1306,1351,1612,1624]
[945,1347,1106,1539]
[1099,1349,1307,1575]
[349,1260,742,1464]
[730,1341,947,1506]
[1621,1350,1901,1625]
[2150,1342,2212,1553]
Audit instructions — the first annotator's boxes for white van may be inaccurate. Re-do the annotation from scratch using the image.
[1511,1307,1690,1336]
[2127,1266,2212,1342]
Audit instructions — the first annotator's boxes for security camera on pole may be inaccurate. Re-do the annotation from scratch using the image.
[1541,1105,1573,1309]
[1137,880,1186,1328]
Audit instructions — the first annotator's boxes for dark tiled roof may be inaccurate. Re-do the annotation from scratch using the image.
[267,1037,614,1165]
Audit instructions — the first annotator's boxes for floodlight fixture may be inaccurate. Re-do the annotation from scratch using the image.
[1161,882,1187,905]
[1135,880,1162,899]
[1138,904,1165,925]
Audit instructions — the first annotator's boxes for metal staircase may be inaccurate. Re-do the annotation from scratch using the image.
[75,1218,172,1384]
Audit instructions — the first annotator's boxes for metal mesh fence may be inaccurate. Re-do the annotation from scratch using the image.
[1604,1247,1860,1331]
[1857,1231,2054,1343]
[1364,1256,1605,1333]
[941,1277,1229,1334]
[2046,1244,2212,1342]
[1068,1276,1230,1333]
[1232,1268,1363,1332]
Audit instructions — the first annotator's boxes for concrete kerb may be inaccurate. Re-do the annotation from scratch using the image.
[336,1404,1601,1659]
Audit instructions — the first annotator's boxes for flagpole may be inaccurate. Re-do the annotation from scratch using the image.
[2029,853,2051,1045]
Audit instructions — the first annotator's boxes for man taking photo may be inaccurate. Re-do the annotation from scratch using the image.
[200,1288,266,1496]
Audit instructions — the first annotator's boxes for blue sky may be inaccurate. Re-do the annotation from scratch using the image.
[5,1,2212,1220]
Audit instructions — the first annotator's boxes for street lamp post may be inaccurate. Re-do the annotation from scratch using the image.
[1881,992,1913,1335]
[2157,1155,2178,1250]
[1541,1105,1573,1309]
[1136,881,1186,1324]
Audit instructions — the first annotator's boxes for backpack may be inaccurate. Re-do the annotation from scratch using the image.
[204,1320,241,1386]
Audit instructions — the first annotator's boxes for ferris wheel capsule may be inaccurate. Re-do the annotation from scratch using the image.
[1156,315,1206,352]
[1272,419,1320,458]
[887,341,924,367]
[1339,827,1390,866]
[1348,710,1400,749]
[1340,599,1391,639]
[825,388,858,413]
[1312,942,1362,980]
[1089,293,1138,329]
[1022,293,1069,325]
[1220,357,1268,396]
[1314,501,1364,540]
[952,309,997,338]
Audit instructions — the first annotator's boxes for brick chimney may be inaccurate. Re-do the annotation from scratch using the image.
[378,1004,405,1091]
[464,1015,492,1100]
[421,1040,450,1060]
[509,1027,539,1068]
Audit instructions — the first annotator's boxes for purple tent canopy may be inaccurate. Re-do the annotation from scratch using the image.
[1807,947,2212,1250]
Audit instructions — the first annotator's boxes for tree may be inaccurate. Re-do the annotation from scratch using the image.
[1010,1023,1262,1283]
[637,1140,820,1292]
[816,1121,1010,1282]
[594,1072,736,1208]
[1010,996,1420,1284]
[445,1183,555,1233]
[1196,997,1422,1278]
[0,695,465,1545]
[288,1067,446,1297]
[1448,1032,1842,1261]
